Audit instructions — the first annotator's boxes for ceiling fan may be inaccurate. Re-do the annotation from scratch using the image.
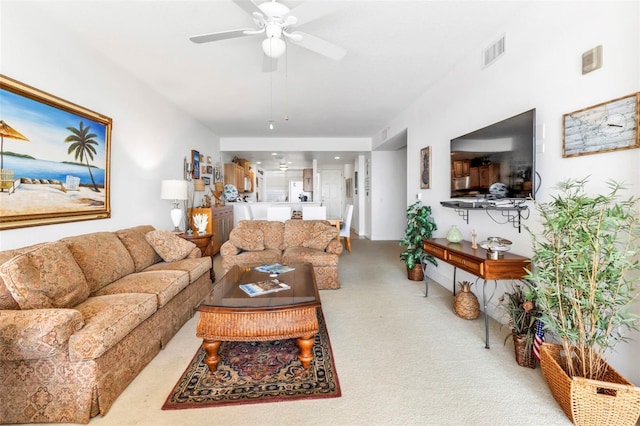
[189,0,346,71]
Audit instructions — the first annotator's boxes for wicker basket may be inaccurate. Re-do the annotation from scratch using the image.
[407,264,423,281]
[453,282,479,319]
[512,334,535,369]
[540,343,640,425]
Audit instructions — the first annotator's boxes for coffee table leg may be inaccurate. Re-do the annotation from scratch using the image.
[296,334,315,368]
[202,340,222,372]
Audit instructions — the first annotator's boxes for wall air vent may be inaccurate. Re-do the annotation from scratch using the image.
[482,34,506,69]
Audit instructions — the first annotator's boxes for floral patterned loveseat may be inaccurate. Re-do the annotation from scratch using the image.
[220,219,343,289]
[0,225,212,424]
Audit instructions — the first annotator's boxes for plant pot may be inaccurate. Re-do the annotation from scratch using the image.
[539,343,640,426]
[512,334,535,369]
[407,264,423,281]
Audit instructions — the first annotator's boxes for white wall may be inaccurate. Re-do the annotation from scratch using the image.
[379,1,640,384]
[370,148,406,240]
[0,3,220,249]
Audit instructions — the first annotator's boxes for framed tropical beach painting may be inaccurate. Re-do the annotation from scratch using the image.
[0,75,112,230]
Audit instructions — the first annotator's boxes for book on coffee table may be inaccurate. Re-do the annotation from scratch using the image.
[253,263,295,274]
[239,279,291,297]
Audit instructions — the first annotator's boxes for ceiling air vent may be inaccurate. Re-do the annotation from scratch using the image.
[482,34,506,69]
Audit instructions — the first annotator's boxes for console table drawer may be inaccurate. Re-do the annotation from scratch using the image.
[447,253,483,276]
[424,243,446,260]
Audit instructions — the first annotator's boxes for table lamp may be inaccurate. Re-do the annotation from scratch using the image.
[160,179,188,232]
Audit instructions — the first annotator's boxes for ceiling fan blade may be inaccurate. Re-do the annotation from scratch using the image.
[189,28,256,44]
[289,31,346,61]
[262,54,278,73]
[286,2,344,27]
[232,0,264,18]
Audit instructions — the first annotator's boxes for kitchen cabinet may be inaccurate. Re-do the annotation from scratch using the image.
[224,163,248,191]
[303,168,313,192]
[210,206,233,255]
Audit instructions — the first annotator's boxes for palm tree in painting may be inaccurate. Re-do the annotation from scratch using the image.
[65,121,100,192]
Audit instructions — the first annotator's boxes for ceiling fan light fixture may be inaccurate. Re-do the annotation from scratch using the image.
[262,37,286,58]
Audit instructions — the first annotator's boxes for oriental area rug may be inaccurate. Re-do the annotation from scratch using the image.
[162,310,341,410]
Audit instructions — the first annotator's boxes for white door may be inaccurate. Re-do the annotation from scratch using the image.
[320,169,342,218]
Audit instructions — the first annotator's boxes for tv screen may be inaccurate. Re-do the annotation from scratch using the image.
[450,109,536,200]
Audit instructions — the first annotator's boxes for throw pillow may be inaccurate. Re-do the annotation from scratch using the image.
[145,230,196,263]
[301,223,337,251]
[0,242,91,309]
[229,228,265,251]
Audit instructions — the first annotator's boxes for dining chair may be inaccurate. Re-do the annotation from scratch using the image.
[340,204,354,253]
[267,206,292,222]
[243,205,253,221]
[302,206,326,220]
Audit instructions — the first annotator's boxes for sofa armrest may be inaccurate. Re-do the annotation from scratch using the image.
[326,239,344,255]
[220,241,240,257]
[0,309,84,361]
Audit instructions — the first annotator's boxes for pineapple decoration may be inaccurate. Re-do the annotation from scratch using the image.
[453,281,480,319]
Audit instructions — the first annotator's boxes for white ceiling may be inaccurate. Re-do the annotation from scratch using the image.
[29,0,527,169]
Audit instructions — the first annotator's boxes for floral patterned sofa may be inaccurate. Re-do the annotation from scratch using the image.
[0,225,212,424]
[220,220,343,289]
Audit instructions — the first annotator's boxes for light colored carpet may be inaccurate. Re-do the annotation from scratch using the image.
[41,239,571,425]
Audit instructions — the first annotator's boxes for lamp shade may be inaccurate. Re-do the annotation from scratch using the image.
[160,180,188,200]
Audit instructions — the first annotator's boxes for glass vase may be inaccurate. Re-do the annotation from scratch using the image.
[446,225,463,242]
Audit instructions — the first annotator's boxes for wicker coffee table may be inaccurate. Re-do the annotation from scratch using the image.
[196,263,320,372]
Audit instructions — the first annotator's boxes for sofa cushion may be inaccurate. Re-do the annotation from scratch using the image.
[229,228,264,251]
[283,247,340,267]
[231,249,282,268]
[62,232,136,294]
[144,257,212,283]
[69,293,157,360]
[301,222,338,250]
[0,243,91,310]
[284,220,334,249]
[0,244,46,310]
[116,225,161,272]
[145,230,196,263]
[94,270,190,308]
[237,220,284,250]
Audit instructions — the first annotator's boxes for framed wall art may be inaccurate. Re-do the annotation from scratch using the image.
[191,150,200,179]
[420,146,431,189]
[563,92,640,158]
[0,74,112,230]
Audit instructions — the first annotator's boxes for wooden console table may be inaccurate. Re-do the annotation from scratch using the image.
[423,238,530,348]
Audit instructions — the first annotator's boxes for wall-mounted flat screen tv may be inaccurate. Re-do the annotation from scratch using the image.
[450,109,536,200]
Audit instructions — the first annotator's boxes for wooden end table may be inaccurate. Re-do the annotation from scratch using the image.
[178,232,215,281]
[196,263,320,372]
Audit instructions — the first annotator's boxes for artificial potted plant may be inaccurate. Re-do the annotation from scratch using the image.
[399,200,437,281]
[498,281,538,369]
[526,178,640,425]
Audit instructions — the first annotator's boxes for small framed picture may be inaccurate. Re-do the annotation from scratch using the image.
[206,165,213,174]
[192,150,200,179]
[420,146,431,189]
[203,176,210,185]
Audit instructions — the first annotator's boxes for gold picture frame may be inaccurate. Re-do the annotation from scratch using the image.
[563,92,640,158]
[420,146,431,189]
[0,75,112,230]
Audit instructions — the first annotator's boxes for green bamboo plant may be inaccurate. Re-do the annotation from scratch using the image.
[525,177,640,380]
[399,200,438,271]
